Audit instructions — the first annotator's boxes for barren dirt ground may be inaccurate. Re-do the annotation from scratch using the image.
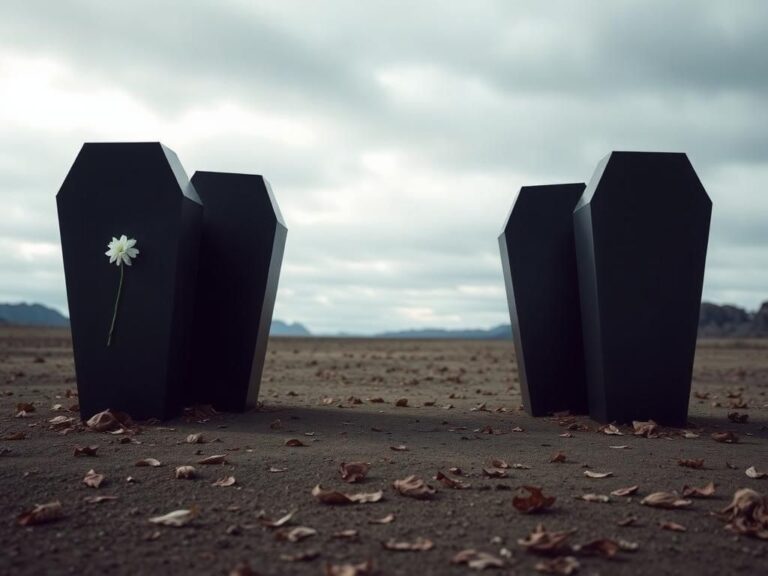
[2,326,768,576]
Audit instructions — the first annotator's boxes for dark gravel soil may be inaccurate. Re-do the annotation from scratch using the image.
[1,326,768,576]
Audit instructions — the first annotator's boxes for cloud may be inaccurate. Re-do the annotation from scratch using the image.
[1,1,767,333]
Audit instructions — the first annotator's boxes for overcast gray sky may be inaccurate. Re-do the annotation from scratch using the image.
[1,1,767,334]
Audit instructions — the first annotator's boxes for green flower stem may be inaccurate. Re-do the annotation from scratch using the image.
[106,263,124,347]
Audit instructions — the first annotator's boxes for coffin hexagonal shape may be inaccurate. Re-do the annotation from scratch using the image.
[499,183,589,416]
[574,152,712,425]
[186,171,287,411]
[57,142,202,420]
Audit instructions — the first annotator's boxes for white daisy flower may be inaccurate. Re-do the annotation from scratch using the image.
[105,235,139,266]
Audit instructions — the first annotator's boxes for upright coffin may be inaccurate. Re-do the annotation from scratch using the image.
[57,142,202,420]
[499,184,589,416]
[187,172,287,411]
[573,152,712,425]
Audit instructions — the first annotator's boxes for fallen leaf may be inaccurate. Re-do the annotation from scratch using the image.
[312,484,384,505]
[681,481,716,498]
[572,538,620,558]
[617,514,639,527]
[186,433,205,444]
[135,458,162,467]
[86,409,133,432]
[390,444,408,451]
[73,445,98,457]
[324,560,374,576]
[368,513,395,524]
[149,508,197,527]
[719,488,768,540]
[260,510,295,528]
[276,526,317,542]
[174,466,196,479]
[746,466,768,479]
[392,475,436,499]
[609,445,628,449]
[513,486,556,514]
[632,420,659,438]
[395,398,408,407]
[339,462,369,483]
[534,556,580,575]
[601,424,623,436]
[482,467,508,478]
[83,469,105,488]
[659,520,687,532]
[711,431,739,444]
[611,485,639,497]
[682,430,700,439]
[512,463,531,470]
[491,458,510,469]
[198,454,227,465]
[583,470,612,479]
[333,529,359,540]
[268,466,287,473]
[518,524,574,555]
[212,476,236,487]
[640,492,692,509]
[17,501,63,526]
[3,431,26,440]
[285,439,306,447]
[576,493,610,503]
[451,549,505,570]
[383,537,434,551]
[16,402,35,413]
[550,452,566,464]
[83,495,118,504]
[435,470,471,489]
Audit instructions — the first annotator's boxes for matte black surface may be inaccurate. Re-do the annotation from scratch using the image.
[187,172,287,411]
[57,142,202,420]
[499,184,588,416]
[574,152,712,425]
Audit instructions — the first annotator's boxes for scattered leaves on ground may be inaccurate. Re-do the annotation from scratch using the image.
[17,501,63,526]
[451,549,505,570]
[339,462,369,483]
[392,475,436,499]
[611,485,639,497]
[682,482,716,498]
[513,486,556,514]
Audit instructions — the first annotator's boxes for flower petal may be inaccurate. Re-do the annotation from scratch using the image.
[125,239,136,249]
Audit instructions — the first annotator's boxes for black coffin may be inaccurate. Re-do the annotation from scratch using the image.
[187,172,287,411]
[57,142,202,420]
[573,152,712,425]
[499,184,588,416]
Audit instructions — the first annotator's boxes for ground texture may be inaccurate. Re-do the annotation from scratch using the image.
[1,326,768,576]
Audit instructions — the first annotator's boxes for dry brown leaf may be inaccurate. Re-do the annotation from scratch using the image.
[312,484,383,505]
[632,420,659,438]
[198,454,227,465]
[86,409,133,432]
[583,470,612,479]
[746,466,768,479]
[572,538,620,558]
[719,488,768,540]
[617,514,639,527]
[174,465,196,479]
[451,549,505,570]
[17,501,63,526]
[682,430,700,439]
[640,492,692,509]
[333,529,359,540]
[73,445,98,457]
[260,510,295,528]
[601,424,623,436]
[186,433,205,444]
[369,513,395,524]
[135,458,162,467]
[518,524,575,556]
[659,520,687,532]
[83,469,105,488]
[550,452,566,464]
[83,495,118,504]
[534,556,580,575]
[678,458,705,469]
[491,458,510,469]
[339,462,370,483]
[3,431,26,440]
[390,444,408,451]
[395,398,408,407]
[268,466,287,473]
[513,486,556,514]
[285,438,306,447]
[212,476,236,487]
[276,526,317,542]
[611,485,639,497]
[435,470,470,489]
[681,481,716,498]
[149,508,197,527]
[512,463,532,470]
[392,475,436,499]
[324,560,374,576]
[16,402,35,413]
[609,445,628,449]
[482,467,508,478]
[576,493,610,503]
[711,431,739,444]
[382,537,434,551]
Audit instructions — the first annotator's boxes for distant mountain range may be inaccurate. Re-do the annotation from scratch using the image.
[1,301,767,338]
